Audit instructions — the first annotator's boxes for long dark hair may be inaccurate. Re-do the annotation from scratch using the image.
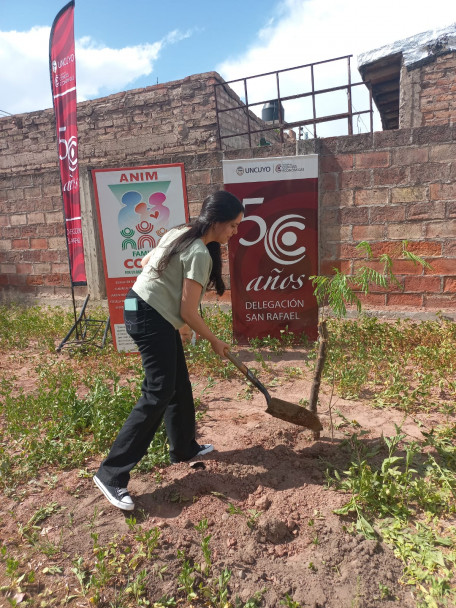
[156,190,243,296]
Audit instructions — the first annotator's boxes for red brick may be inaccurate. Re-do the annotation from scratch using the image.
[443,242,456,256]
[358,293,386,306]
[27,212,45,224]
[353,260,384,272]
[406,202,445,221]
[430,183,456,200]
[45,211,64,224]
[387,293,424,306]
[404,276,441,292]
[10,213,27,226]
[406,241,442,257]
[23,186,42,199]
[388,223,423,240]
[340,207,369,224]
[352,225,385,241]
[410,163,451,184]
[424,258,456,275]
[424,295,456,309]
[373,166,409,186]
[39,250,62,263]
[16,263,33,274]
[354,189,389,206]
[391,186,428,203]
[373,129,413,149]
[26,275,44,286]
[443,277,456,293]
[30,238,48,249]
[21,226,38,238]
[339,170,371,189]
[7,274,27,286]
[44,274,64,286]
[1,264,16,274]
[355,151,389,169]
[366,278,404,293]
[186,169,212,186]
[320,154,353,172]
[48,237,66,249]
[425,220,456,238]
[370,206,406,223]
[391,260,424,275]
[0,215,9,227]
[370,242,404,257]
[392,147,428,165]
[51,263,71,274]
[35,263,51,275]
[12,239,29,249]
[340,244,370,259]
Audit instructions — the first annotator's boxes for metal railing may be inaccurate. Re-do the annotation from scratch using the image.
[214,55,373,148]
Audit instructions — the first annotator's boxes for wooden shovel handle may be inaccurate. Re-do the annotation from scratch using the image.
[224,349,250,376]
[224,350,271,402]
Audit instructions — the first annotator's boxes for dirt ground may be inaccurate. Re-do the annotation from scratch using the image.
[1,346,446,607]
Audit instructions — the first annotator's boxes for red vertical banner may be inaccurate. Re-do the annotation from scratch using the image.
[49,0,87,285]
[223,156,319,344]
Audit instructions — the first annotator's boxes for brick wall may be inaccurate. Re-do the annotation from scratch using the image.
[0,72,261,302]
[400,52,456,128]
[1,72,455,316]
[419,53,456,126]
[310,127,456,311]
[215,82,281,149]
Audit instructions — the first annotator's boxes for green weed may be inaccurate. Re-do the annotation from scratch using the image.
[329,424,456,606]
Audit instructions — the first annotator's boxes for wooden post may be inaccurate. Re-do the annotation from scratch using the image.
[308,320,328,439]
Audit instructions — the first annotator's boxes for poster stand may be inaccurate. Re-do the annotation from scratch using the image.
[56,293,111,353]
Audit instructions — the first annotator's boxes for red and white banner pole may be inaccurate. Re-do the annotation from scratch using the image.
[49,0,87,286]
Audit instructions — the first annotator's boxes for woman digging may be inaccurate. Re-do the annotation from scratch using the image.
[94,190,244,511]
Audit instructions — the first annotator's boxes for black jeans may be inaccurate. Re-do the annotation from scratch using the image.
[96,289,200,487]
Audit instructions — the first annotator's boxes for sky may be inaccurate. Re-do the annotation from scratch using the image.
[1,0,455,137]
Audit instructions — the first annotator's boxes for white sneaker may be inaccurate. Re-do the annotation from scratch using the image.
[194,444,214,457]
[93,475,135,511]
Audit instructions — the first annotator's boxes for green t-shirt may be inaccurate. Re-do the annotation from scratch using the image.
[132,227,212,329]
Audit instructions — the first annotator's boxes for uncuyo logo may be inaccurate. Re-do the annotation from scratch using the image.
[239,200,307,266]
[265,214,306,265]
[236,166,244,176]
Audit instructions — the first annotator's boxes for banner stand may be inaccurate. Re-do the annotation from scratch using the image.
[56,293,111,353]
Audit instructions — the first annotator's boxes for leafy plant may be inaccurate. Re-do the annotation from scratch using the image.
[312,240,431,319]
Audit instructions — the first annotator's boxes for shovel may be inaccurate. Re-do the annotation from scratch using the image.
[225,350,323,432]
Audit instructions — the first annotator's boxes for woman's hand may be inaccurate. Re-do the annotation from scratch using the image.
[210,338,230,359]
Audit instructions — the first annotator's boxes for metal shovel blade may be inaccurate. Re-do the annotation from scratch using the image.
[267,397,323,432]
[225,350,323,432]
